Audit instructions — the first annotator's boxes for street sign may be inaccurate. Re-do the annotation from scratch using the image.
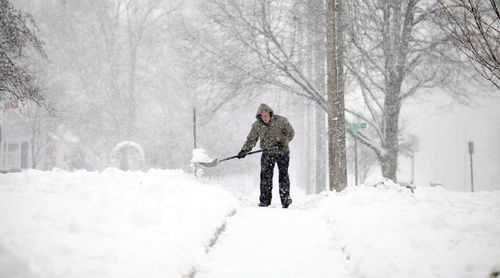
[347,122,367,131]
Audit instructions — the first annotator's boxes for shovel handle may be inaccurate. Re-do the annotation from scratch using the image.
[219,147,279,162]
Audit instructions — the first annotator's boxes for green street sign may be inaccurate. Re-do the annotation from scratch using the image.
[347,123,367,131]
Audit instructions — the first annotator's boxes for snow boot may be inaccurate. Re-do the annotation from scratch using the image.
[282,198,292,208]
[258,202,270,207]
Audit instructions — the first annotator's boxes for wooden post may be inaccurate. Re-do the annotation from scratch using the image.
[411,151,415,184]
[468,141,474,192]
[193,105,197,177]
[354,134,358,186]
[326,0,347,192]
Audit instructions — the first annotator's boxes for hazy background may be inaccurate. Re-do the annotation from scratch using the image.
[402,95,500,191]
[3,0,499,193]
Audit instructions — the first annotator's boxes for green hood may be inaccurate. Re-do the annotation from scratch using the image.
[242,103,295,152]
[256,103,274,122]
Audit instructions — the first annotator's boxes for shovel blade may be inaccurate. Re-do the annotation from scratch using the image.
[197,158,219,168]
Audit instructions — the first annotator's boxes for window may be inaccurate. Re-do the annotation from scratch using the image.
[1,140,32,171]
[6,143,19,169]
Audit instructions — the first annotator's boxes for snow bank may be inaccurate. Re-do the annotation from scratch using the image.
[311,181,500,278]
[0,168,238,278]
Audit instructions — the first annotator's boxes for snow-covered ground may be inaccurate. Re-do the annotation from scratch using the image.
[310,179,500,278]
[1,170,499,278]
[196,207,353,278]
[0,169,237,278]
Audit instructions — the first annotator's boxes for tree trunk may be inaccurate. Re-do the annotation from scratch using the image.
[380,153,397,181]
[304,100,315,194]
[311,0,327,193]
[296,1,315,193]
[305,6,314,194]
[313,45,327,192]
[381,91,402,182]
[315,105,327,193]
[127,41,138,139]
[125,3,140,140]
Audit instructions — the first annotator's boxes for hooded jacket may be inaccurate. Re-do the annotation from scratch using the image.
[241,103,295,153]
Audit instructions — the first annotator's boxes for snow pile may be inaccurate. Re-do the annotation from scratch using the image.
[191,148,213,163]
[110,141,146,170]
[0,168,238,278]
[312,183,500,278]
[111,141,145,160]
[363,176,413,191]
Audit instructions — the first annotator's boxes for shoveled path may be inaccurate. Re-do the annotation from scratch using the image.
[195,206,353,278]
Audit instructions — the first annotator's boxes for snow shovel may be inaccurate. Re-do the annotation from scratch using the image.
[197,147,278,168]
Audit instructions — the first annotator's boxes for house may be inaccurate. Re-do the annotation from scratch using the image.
[0,99,33,172]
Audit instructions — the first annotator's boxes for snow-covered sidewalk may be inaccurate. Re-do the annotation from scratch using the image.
[196,207,353,278]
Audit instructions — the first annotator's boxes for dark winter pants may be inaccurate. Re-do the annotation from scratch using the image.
[260,150,291,206]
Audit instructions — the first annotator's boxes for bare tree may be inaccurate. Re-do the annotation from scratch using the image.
[190,0,328,110]
[16,0,189,169]
[186,0,463,184]
[123,0,182,138]
[343,0,455,182]
[438,0,500,89]
[186,0,346,190]
[0,0,45,104]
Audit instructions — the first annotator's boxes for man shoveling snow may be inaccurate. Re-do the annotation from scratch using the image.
[237,103,295,208]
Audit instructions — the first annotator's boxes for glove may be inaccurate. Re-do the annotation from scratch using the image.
[237,150,247,159]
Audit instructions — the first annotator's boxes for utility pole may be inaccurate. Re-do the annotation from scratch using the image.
[354,135,358,185]
[410,151,415,184]
[347,123,366,186]
[468,141,474,192]
[326,0,347,192]
[193,105,197,177]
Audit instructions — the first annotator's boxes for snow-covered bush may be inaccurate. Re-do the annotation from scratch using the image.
[109,141,145,171]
